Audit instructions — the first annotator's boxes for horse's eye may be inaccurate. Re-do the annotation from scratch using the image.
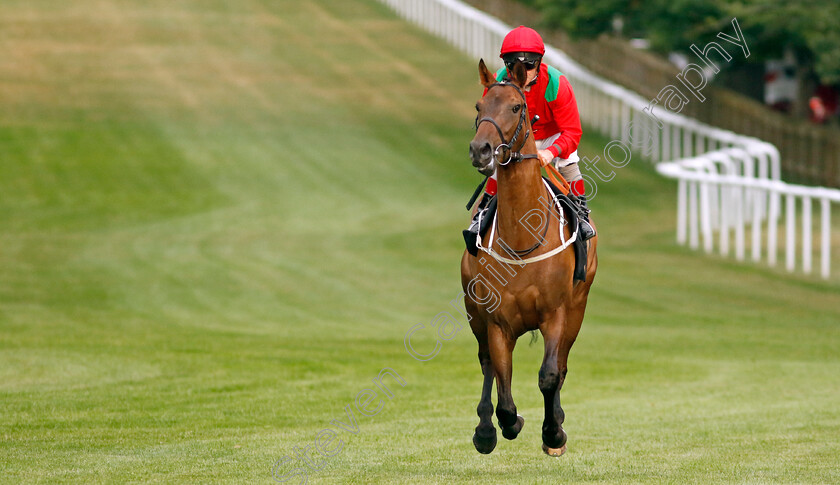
[475,103,480,112]
[512,104,521,113]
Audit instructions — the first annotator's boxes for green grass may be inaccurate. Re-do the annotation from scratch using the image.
[1,0,839,483]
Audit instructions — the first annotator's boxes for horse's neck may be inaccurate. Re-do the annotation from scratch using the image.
[495,159,545,249]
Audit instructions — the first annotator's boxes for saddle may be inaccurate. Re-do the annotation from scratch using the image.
[465,177,589,282]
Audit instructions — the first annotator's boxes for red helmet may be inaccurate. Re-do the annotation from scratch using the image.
[500,26,545,57]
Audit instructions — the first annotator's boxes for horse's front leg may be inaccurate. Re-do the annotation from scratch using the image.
[472,327,497,454]
[488,323,524,440]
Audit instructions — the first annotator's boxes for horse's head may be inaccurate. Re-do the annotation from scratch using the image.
[469,58,532,176]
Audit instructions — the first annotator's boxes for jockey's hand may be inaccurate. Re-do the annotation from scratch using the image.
[538,149,554,167]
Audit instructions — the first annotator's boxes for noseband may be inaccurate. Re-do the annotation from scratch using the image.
[475,81,539,166]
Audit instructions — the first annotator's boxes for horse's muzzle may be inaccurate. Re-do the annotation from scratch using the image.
[470,141,495,175]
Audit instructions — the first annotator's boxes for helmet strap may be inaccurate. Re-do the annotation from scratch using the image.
[526,60,540,87]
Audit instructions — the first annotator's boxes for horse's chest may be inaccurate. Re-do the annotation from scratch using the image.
[468,260,565,330]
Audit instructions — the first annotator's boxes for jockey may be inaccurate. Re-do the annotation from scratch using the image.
[464,26,595,253]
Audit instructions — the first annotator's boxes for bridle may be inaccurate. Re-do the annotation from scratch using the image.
[475,81,539,166]
[474,81,550,258]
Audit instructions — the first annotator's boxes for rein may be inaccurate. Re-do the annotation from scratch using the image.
[475,81,540,166]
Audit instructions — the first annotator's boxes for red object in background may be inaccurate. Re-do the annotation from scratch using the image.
[810,97,827,123]
[815,85,838,114]
[810,85,839,124]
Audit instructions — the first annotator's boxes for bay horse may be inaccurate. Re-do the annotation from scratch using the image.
[461,59,598,456]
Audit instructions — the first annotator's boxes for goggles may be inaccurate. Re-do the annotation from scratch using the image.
[502,52,542,71]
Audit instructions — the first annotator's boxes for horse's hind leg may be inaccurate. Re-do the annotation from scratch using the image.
[472,326,497,454]
[540,305,585,456]
[488,324,524,441]
[539,318,571,455]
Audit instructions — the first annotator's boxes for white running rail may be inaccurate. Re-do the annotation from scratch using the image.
[379,0,840,279]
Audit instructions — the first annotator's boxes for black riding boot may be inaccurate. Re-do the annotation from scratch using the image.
[575,195,596,241]
[463,194,492,256]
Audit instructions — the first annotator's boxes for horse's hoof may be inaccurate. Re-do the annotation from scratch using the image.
[502,414,525,440]
[542,443,567,457]
[473,428,497,454]
[542,427,568,449]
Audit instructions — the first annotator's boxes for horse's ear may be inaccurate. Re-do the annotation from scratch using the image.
[478,59,495,88]
[510,61,529,89]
